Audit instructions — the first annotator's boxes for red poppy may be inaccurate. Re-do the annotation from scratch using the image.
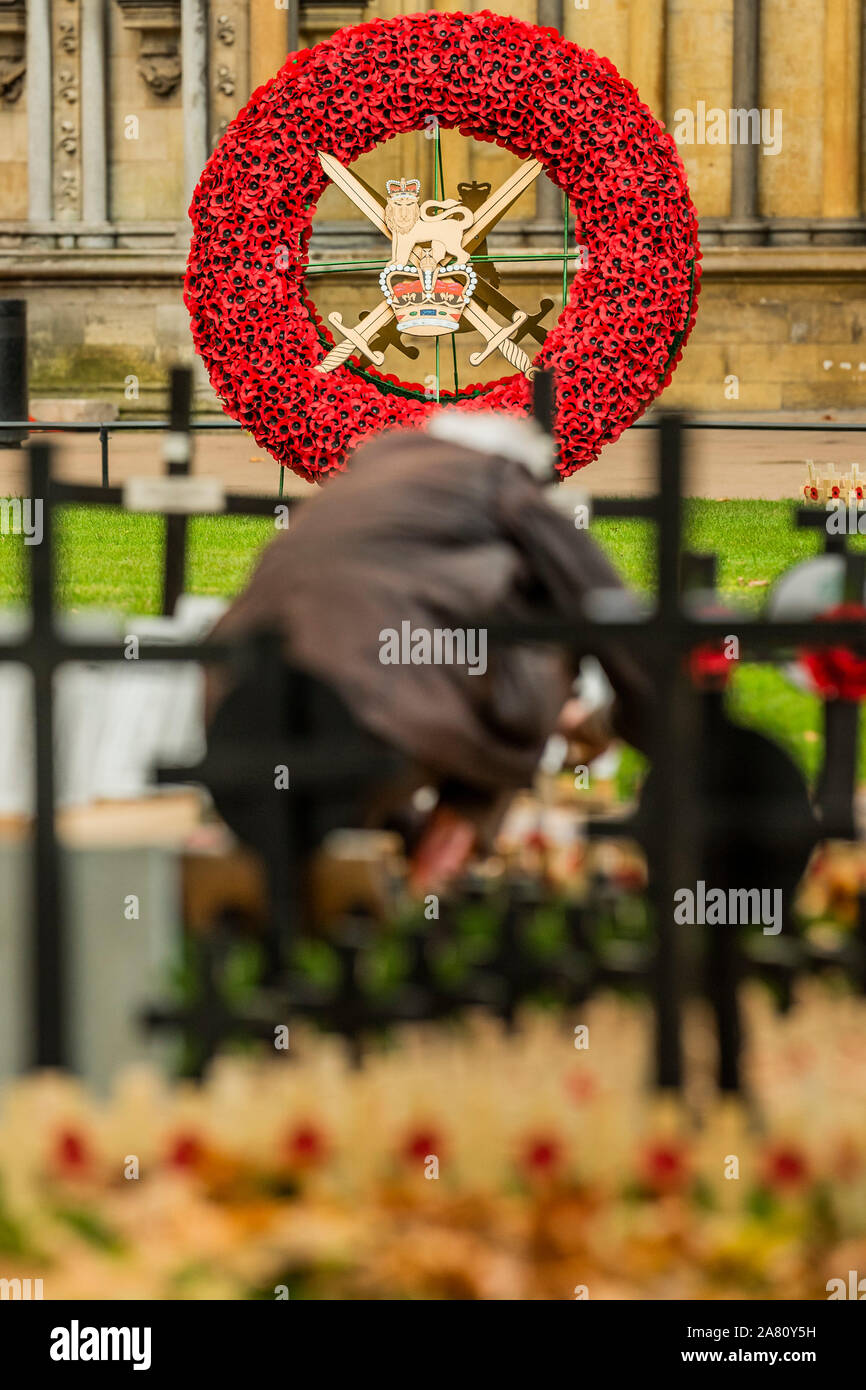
[640,1140,690,1194]
[168,1133,203,1169]
[762,1144,809,1190]
[400,1126,443,1164]
[799,603,866,701]
[565,1071,598,1104]
[55,1127,89,1173]
[186,12,699,481]
[521,1132,563,1177]
[688,641,735,689]
[284,1120,330,1168]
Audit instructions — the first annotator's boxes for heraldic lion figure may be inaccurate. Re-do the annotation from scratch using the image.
[384,177,474,267]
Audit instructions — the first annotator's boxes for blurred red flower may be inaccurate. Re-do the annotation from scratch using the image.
[168,1133,203,1169]
[521,1133,564,1178]
[55,1127,89,1174]
[763,1144,809,1190]
[799,604,866,701]
[640,1140,690,1194]
[284,1121,330,1168]
[400,1126,444,1164]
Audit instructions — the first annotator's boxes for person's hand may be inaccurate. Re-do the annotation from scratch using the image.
[555,698,615,766]
[409,804,478,896]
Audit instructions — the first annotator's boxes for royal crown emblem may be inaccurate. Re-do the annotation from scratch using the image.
[385,177,422,199]
[380,260,478,337]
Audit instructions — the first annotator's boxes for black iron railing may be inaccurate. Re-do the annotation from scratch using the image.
[1,368,864,1094]
[2,414,866,493]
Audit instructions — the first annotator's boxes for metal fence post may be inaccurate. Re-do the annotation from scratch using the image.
[648,414,691,1089]
[28,443,66,1067]
[0,300,28,448]
[161,368,193,615]
[99,425,110,488]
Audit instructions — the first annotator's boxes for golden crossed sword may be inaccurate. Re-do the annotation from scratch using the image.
[314,150,543,378]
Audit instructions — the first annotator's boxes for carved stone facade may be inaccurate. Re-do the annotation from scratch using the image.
[0,0,26,104]
[115,0,181,96]
[0,0,864,415]
[52,0,81,221]
[210,1,247,148]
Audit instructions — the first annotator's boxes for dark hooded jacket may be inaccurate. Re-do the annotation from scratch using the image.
[205,428,651,794]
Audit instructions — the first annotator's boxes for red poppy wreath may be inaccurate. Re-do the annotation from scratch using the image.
[185,11,700,482]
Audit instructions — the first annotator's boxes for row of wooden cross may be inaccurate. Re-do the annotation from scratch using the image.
[803,460,864,504]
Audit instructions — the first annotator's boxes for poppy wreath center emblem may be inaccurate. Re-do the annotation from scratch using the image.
[185,11,700,482]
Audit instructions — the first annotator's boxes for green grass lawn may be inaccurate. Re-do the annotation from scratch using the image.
[595,502,866,786]
[0,498,862,783]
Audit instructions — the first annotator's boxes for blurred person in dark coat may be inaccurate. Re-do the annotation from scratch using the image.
[205,412,652,886]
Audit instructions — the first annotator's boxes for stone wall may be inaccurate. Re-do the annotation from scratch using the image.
[9,245,864,417]
[0,0,28,218]
[107,1,184,225]
[0,0,864,419]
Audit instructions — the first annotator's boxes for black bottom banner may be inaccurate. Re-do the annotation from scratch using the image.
[3,1296,859,1375]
